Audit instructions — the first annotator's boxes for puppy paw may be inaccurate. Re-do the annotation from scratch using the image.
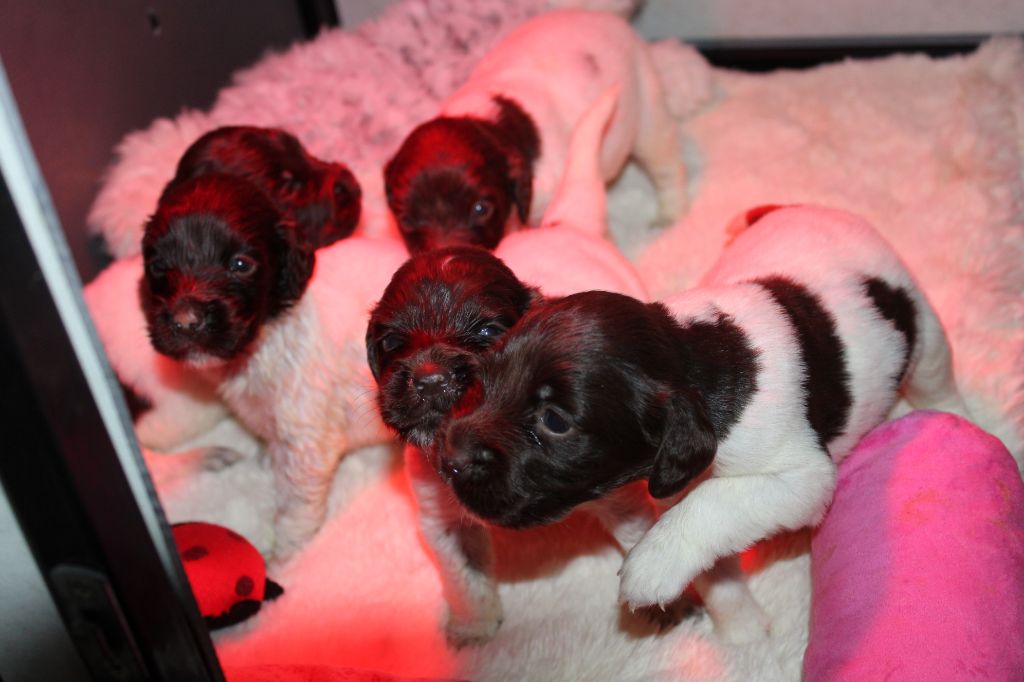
[267,543,297,567]
[445,610,503,648]
[618,534,700,610]
[267,523,312,566]
[198,446,247,471]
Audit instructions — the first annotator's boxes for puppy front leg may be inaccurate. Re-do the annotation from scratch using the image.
[585,481,658,551]
[269,437,337,562]
[405,446,502,647]
[619,451,835,638]
[691,555,772,643]
[592,486,768,640]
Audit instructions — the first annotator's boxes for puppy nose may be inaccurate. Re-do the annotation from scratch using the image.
[171,301,204,334]
[440,446,496,479]
[414,363,451,398]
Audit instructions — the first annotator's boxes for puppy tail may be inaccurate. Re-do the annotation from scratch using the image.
[722,204,793,247]
[539,84,620,235]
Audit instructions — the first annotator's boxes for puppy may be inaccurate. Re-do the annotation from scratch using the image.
[366,87,651,646]
[384,9,688,253]
[436,205,970,642]
[142,172,408,559]
[167,125,362,249]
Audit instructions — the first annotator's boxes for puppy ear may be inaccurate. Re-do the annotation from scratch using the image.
[382,155,403,207]
[382,158,395,202]
[492,96,539,224]
[508,154,534,224]
[334,166,362,205]
[270,219,315,312]
[332,166,363,240]
[648,388,717,499]
[523,284,544,310]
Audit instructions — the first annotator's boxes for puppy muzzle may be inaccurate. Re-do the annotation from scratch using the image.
[398,349,478,410]
[169,297,208,335]
[437,443,498,483]
[147,291,244,362]
[412,360,455,399]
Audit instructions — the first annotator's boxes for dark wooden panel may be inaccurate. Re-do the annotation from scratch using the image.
[0,2,329,282]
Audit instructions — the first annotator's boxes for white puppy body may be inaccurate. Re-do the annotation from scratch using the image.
[496,85,648,299]
[616,206,968,635]
[442,9,687,230]
[198,236,410,560]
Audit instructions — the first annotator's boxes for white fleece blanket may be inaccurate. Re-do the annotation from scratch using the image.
[87,0,1024,679]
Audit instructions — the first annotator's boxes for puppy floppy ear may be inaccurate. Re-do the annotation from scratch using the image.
[492,96,539,224]
[648,388,717,499]
[270,218,315,313]
[334,166,362,206]
[507,153,534,224]
[382,156,400,206]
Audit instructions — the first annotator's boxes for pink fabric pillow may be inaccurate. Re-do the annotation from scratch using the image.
[805,410,1024,681]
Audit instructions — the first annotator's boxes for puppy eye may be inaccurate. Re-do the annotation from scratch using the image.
[280,170,304,194]
[470,199,494,224]
[333,182,353,202]
[145,259,167,278]
[540,408,572,435]
[228,255,257,275]
[476,322,505,338]
[379,334,404,353]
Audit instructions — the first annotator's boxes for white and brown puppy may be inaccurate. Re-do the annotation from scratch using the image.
[367,88,651,646]
[142,172,408,560]
[384,9,688,253]
[436,205,970,641]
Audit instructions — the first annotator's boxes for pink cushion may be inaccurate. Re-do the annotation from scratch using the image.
[805,410,1024,681]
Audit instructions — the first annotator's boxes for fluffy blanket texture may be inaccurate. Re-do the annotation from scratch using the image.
[87,0,1024,679]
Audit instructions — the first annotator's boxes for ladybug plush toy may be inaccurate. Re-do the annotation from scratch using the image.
[171,521,284,629]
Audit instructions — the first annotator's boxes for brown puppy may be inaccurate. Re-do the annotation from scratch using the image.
[168,125,362,249]
[384,9,688,253]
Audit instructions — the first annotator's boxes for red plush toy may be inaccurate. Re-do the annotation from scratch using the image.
[171,521,284,629]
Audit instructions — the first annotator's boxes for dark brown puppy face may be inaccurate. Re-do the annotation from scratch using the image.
[366,246,539,448]
[141,173,314,365]
[436,291,719,529]
[384,98,539,253]
[171,126,362,249]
